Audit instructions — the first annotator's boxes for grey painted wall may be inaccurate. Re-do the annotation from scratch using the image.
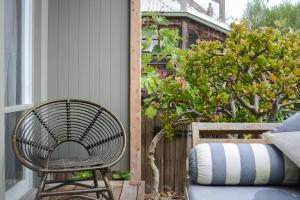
[0,0,5,198]
[47,0,129,170]
[33,0,42,187]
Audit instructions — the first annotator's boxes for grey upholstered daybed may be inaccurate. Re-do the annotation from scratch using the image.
[185,122,300,200]
[185,184,300,200]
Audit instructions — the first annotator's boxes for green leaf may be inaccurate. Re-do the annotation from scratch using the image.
[143,66,155,73]
[112,173,122,180]
[144,77,158,94]
[152,45,161,54]
[142,38,153,51]
[145,106,157,119]
[73,171,93,179]
[112,170,130,180]
[142,27,156,38]
[154,16,168,25]
[119,170,130,180]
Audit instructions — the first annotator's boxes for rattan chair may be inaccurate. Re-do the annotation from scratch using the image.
[12,99,126,200]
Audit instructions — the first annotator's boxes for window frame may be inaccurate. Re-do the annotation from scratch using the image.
[1,0,34,199]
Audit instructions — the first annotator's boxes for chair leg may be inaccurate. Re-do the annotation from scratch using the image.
[92,170,100,199]
[35,173,48,200]
[100,168,114,200]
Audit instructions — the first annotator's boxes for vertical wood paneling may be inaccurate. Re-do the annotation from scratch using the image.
[110,0,122,170]
[68,0,79,98]
[48,0,58,99]
[41,0,48,102]
[48,0,129,169]
[78,0,90,100]
[48,0,59,159]
[0,0,5,197]
[34,0,42,104]
[89,0,100,103]
[33,0,43,187]
[120,0,130,171]
[110,0,121,116]
[58,0,69,98]
[57,0,69,156]
[67,0,80,157]
[99,0,111,109]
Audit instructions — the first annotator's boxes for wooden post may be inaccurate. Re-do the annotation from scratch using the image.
[181,20,188,50]
[130,0,141,185]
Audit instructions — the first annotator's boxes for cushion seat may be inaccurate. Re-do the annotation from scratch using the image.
[185,183,300,200]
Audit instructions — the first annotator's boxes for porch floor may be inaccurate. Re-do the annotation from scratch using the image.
[22,181,145,200]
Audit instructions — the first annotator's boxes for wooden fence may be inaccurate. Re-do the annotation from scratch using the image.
[141,115,191,194]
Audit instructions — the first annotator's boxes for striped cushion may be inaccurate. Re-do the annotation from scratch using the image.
[188,143,300,185]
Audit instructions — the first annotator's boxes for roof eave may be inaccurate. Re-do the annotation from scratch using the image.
[142,11,229,34]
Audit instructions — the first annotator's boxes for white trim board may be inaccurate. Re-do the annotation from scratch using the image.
[1,0,35,199]
[3,104,33,114]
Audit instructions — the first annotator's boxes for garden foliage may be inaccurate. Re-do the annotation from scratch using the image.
[243,0,300,30]
[142,16,300,138]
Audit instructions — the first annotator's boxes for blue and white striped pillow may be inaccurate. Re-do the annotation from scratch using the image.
[188,143,300,185]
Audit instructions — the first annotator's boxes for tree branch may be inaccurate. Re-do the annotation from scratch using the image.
[187,105,210,120]
[236,95,256,112]
[220,108,233,117]
[229,94,236,117]
[252,94,260,113]
[148,116,195,193]
[279,100,297,108]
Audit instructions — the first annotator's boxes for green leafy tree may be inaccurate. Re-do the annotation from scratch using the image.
[142,16,300,193]
[190,23,300,121]
[243,0,300,30]
[243,0,268,29]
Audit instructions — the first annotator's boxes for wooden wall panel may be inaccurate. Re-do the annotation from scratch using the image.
[68,0,79,99]
[48,0,58,99]
[48,0,130,169]
[0,0,5,197]
[57,0,69,98]
[99,0,111,109]
[121,0,130,172]
[78,0,90,100]
[89,0,100,103]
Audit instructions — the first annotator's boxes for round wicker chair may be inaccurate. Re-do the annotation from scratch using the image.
[12,99,126,200]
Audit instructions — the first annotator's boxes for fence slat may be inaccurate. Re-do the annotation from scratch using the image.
[142,115,191,194]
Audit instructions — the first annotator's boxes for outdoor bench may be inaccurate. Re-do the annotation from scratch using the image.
[185,122,300,200]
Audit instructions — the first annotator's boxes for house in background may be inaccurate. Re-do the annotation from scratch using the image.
[0,0,142,199]
[142,0,228,67]
[142,0,226,22]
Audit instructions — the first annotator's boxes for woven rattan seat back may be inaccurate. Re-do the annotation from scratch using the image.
[12,99,126,172]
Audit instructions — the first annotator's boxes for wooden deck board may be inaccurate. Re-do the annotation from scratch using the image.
[111,181,124,199]
[136,181,145,200]
[119,181,138,200]
[23,181,144,200]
